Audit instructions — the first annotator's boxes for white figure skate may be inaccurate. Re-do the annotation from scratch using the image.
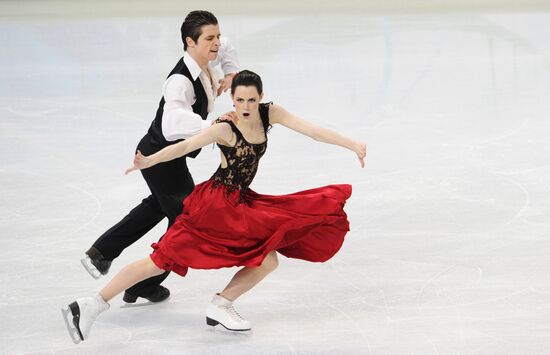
[205,294,251,331]
[61,294,109,343]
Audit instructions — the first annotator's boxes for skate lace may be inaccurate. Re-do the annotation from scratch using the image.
[226,305,245,321]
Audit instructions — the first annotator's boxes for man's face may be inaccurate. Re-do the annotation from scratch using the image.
[187,24,221,63]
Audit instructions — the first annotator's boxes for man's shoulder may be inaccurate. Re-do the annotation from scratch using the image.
[163,74,194,97]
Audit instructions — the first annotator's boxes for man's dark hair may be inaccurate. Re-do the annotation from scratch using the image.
[181,10,218,50]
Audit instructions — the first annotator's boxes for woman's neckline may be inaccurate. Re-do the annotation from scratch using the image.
[233,120,266,145]
[216,122,266,147]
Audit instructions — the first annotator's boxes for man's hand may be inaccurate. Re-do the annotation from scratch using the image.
[213,111,238,125]
[217,73,237,96]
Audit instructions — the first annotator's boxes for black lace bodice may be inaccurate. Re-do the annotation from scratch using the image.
[210,103,272,204]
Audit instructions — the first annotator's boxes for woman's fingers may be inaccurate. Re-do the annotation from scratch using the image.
[125,150,146,174]
[125,166,136,175]
[356,143,367,168]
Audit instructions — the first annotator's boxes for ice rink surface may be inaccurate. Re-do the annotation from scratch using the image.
[2,2,550,354]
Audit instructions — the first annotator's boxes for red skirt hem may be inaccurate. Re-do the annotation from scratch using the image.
[149,181,352,276]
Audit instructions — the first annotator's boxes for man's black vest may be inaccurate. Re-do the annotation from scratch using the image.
[147,57,208,158]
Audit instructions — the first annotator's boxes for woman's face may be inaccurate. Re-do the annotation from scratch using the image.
[232,85,262,120]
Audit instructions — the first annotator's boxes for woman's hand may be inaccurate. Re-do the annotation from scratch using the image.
[125,150,154,175]
[354,142,367,168]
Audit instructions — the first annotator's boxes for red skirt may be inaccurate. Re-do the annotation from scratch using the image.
[150,180,352,276]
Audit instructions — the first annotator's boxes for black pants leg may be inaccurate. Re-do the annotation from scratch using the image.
[89,136,195,297]
[92,195,165,260]
[126,155,195,296]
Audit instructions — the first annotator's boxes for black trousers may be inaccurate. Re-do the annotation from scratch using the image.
[92,135,195,296]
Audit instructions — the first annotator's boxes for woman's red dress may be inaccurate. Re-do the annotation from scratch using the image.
[150,104,351,276]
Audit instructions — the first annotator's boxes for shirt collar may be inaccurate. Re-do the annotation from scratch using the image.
[183,53,202,81]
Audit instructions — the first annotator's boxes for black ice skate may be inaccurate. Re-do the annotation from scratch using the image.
[80,246,112,279]
[122,285,170,304]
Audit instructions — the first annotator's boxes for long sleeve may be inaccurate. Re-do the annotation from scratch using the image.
[216,37,240,75]
[161,74,212,141]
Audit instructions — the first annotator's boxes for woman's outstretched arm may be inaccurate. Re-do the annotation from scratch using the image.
[125,122,233,174]
[269,104,367,167]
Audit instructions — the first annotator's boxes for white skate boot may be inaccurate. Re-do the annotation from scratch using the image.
[61,294,110,344]
[205,294,251,331]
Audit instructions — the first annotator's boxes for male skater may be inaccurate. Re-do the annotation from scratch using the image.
[81,11,238,304]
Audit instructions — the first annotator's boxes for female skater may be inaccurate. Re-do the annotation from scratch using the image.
[62,70,367,343]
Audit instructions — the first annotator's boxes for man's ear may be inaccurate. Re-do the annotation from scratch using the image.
[185,36,195,48]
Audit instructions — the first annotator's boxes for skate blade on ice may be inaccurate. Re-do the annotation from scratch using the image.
[61,302,83,344]
[80,256,102,279]
[119,301,155,308]
[206,317,252,332]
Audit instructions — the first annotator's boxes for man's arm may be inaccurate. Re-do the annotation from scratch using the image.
[217,37,240,75]
[161,74,212,141]
[214,37,240,96]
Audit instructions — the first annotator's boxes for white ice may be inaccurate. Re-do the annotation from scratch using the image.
[1,3,550,354]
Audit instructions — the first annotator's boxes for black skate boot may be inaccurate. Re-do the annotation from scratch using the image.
[80,246,112,279]
[123,285,170,304]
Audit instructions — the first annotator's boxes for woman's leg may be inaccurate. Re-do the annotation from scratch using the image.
[63,257,166,343]
[219,251,279,301]
[204,252,278,331]
[99,257,165,302]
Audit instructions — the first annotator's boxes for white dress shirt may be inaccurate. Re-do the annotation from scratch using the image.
[211,37,240,75]
[161,37,240,142]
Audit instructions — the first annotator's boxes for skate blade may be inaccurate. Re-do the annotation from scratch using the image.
[206,317,251,332]
[119,301,155,308]
[61,306,82,344]
[80,257,101,279]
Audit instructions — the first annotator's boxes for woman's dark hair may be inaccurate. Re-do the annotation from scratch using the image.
[181,11,218,50]
[230,70,263,96]
[231,70,271,133]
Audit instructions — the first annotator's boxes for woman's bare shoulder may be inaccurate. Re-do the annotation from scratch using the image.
[210,120,234,145]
